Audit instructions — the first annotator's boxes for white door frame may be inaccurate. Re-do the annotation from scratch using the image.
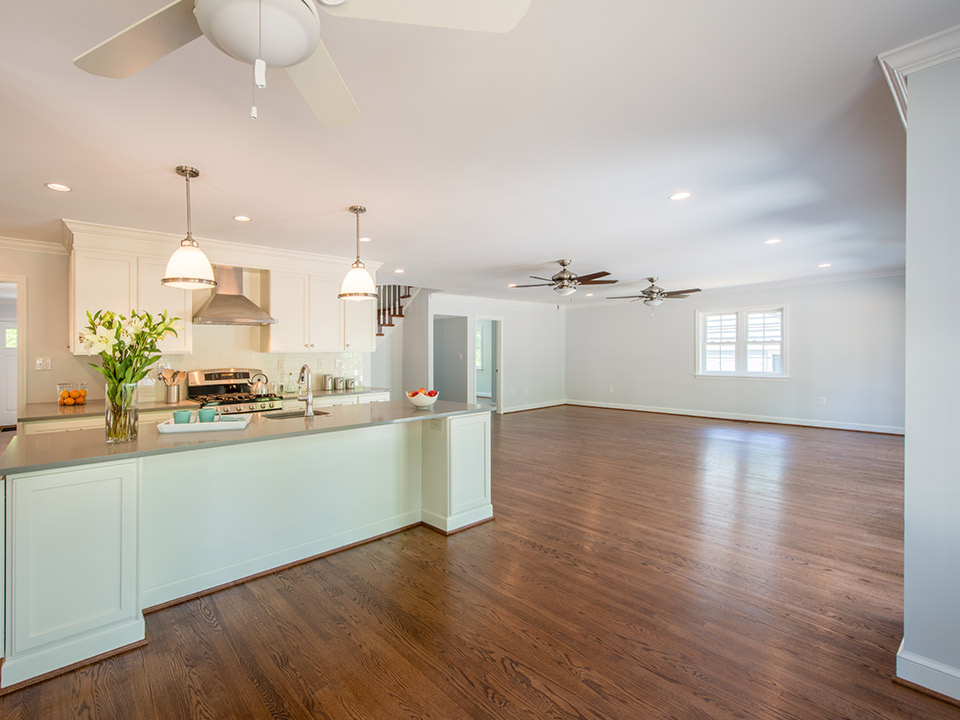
[0,275,26,419]
[475,315,503,415]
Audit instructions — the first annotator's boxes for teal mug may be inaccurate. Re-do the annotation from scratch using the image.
[172,410,197,424]
[198,407,221,423]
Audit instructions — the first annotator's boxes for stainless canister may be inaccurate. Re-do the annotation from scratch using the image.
[165,383,181,404]
[344,378,356,390]
[321,374,334,391]
[333,376,345,390]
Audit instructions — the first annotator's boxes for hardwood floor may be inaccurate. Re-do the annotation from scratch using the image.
[3,406,957,719]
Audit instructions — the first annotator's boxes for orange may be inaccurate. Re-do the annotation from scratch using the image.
[58,398,65,405]
[75,396,86,405]
[79,388,87,397]
[63,397,75,406]
[69,390,80,399]
[60,390,69,399]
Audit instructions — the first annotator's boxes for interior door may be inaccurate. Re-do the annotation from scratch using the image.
[1,321,17,426]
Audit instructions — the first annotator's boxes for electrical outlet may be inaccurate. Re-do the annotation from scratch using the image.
[818,396,827,406]
[34,357,51,371]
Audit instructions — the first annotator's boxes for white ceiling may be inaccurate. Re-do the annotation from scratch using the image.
[2,1,958,303]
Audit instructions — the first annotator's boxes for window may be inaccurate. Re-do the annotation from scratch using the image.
[475,326,483,370]
[4,328,15,349]
[698,308,785,377]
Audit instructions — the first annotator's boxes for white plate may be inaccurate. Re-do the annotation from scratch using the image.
[157,414,252,434]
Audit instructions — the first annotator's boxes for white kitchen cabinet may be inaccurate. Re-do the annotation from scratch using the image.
[69,251,192,355]
[265,270,310,352]
[341,300,376,352]
[3,461,144,686]
[357,392,390,404]
[266,271,375,353]
[316,395,359,408]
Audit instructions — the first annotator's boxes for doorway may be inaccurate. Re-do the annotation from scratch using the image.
[475,318,500,412]
[0,281,17,430]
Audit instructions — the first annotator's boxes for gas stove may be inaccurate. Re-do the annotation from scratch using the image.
[185,368,284,414]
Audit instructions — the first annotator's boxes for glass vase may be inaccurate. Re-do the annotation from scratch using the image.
[105,382,139,443]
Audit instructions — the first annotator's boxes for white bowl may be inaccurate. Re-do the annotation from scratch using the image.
[407,392,438,408]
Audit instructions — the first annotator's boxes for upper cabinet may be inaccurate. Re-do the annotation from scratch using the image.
[265,271,376,353]
[64,224,193,355]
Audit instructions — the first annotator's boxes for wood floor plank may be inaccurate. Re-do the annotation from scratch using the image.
[1,406,957,719]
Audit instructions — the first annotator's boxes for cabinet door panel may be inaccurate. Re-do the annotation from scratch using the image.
[308,276,341,351]
[267,271,309,353]
[71,252,137,354]
[137,258,192,353]
[342,300,376,352]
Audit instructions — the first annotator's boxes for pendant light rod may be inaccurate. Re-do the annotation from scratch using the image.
[176,165,200,247]
[349,205,366,263]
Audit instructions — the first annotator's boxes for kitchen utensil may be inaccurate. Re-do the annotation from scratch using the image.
[165,384,181,404]
[333,376,345,390]
[250,372,269,396]
[321,374,334,391]
[345,378,356,390]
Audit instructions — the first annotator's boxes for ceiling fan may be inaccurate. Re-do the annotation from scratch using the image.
[73,0,530,126]
[608,277,701,307]
[510,259,618,296]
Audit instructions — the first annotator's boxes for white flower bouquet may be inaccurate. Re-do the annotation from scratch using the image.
[82,309,180,441]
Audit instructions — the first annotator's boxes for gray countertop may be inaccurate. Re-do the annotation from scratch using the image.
[1,400,482,475]
[19,387,393,422]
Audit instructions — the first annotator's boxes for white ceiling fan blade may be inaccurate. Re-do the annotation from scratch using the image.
[73,0,202,78]
[285,39,360,127]
[317,0,530,33]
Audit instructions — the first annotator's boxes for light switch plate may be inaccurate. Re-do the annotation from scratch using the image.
[34,357,51,371]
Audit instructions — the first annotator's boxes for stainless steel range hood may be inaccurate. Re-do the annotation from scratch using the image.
[192,266,276,325]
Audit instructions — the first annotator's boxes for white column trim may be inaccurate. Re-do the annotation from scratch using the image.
[878,24,960,129]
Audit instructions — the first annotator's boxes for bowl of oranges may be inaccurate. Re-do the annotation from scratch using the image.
[57,382,88,407]
[407,388,438,408]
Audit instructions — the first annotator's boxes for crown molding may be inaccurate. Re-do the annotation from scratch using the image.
[431,292,571,310]
[878,24,960,129]
[60,219,381,276]
[0,235,69,255]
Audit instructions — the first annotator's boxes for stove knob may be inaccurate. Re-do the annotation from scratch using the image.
[268,402,275,408]
[248,404,256,411]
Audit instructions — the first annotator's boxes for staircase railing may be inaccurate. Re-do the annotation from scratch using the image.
[377,285,412,336]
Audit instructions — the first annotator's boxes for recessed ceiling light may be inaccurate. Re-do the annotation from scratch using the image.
[819,263,832,268]
[359,236,372,243]
[764,238,781,245]
[45,182,72,192]
[233,215,251,222]
[585,293,594,297]
[508,283,517,288]
[669,191,692,201]
[393,268,404,274]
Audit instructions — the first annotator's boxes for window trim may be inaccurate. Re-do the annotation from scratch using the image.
[695,305,789,379]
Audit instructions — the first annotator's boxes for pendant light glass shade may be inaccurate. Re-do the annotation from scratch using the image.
[162,166,217,290]
[338,205,377,301]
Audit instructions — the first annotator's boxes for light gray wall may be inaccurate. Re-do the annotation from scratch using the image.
[565,274,905,433]
[433,316,469,403]
[899,55,960,699]
[401,290,432,393]
[371,321,403,400]
[475,318,494,396]
[429,294,566,412]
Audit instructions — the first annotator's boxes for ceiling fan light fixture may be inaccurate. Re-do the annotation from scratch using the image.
[643,297,664,307]
[162,166,217,290]
[338,205,377,302]
[554,285,576,296]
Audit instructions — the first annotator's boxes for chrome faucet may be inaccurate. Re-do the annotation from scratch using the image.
[297,364,314,417]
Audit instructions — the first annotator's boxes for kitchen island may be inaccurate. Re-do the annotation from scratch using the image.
[0,400,492,691]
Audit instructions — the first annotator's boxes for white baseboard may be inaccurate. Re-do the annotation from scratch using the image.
[422,504,493,533]
[563,399,905,435]
[501,400,566,414]
[898,641,960,702]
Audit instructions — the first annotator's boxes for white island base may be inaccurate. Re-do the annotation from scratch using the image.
[1,406,491,690]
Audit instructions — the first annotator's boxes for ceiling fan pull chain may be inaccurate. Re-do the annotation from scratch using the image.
[251,0,264,119]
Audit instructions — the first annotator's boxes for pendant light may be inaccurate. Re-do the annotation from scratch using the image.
[162,166,217,290]
[338,205,377,301]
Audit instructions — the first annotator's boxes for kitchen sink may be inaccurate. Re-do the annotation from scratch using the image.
[264,410,329,420]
